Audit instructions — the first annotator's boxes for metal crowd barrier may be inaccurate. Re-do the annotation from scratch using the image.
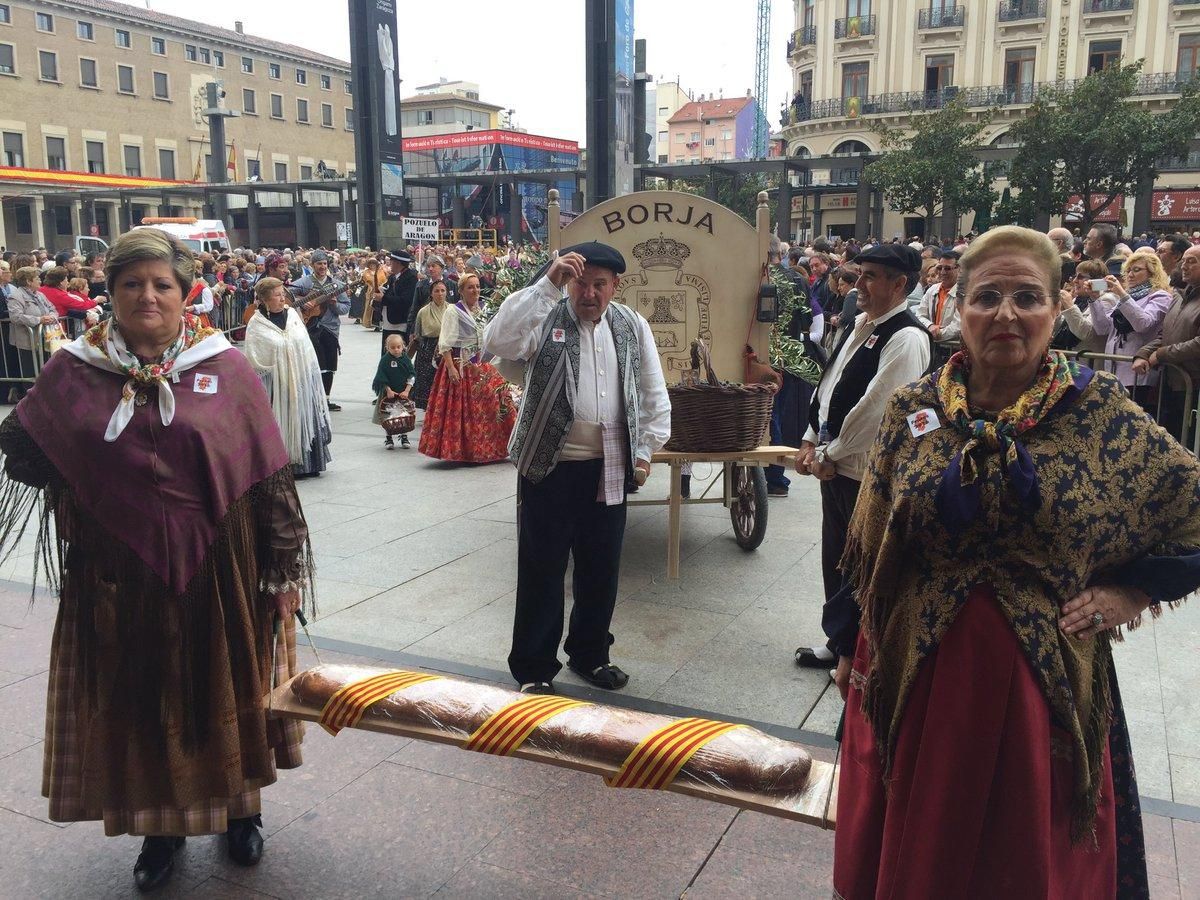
[1069,350,1197,453]
[0,319,46,393]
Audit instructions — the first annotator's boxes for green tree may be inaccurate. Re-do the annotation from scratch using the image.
[649,172,777,227]
[862,97,994,238]
[1007,61,1200,230]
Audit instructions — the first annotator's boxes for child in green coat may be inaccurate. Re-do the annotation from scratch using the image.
[372,333,417,448]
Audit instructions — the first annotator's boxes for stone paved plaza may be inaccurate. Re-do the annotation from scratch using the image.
[0,321,1197,897]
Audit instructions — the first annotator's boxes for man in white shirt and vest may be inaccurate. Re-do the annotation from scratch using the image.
[793,243,931,674]
[483,242,672,695]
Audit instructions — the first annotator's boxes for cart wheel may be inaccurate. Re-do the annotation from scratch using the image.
[730,464,768,550]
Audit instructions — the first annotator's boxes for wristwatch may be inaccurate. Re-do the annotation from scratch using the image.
[814,445,830,466]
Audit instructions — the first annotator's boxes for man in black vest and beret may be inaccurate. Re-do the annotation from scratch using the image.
[379,250,417,354]
[483,241,672,695]
[793,243,931,677]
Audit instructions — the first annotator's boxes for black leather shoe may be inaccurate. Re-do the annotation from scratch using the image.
[795,646,836,670]
[226,815,264,867]
[133,836,184,893]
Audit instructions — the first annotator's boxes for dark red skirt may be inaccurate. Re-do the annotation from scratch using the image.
[418,361,516,463]
[833,586,1117,900]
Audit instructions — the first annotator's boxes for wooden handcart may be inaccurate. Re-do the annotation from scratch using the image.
[629,445,799,580]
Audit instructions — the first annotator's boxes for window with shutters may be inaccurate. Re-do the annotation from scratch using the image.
[39,50,58,81]
[46,136,66,169]
[158,148,175,180]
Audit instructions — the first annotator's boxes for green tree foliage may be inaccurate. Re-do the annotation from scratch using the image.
[649,173,777,227]
[1008,61,1200,229]
[862,97,994,236]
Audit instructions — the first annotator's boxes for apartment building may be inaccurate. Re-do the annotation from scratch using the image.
[667,94,761,164]
[779,0,1200,237]
[0,0,357,249]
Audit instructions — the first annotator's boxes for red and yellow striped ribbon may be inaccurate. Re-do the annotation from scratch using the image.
[607,717,744,791]
[463,695,590,756]
[318,669,442,736]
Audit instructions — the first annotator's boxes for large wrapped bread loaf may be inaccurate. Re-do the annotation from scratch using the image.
[290,665,813,798]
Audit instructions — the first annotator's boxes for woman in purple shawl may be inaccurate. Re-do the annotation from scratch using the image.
[0,230,314,893]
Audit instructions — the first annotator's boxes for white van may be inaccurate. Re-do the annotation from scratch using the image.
[75,218,231,257]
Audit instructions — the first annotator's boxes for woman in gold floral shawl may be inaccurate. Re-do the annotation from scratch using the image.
[829,226,1200,900]
[0,229,315,893]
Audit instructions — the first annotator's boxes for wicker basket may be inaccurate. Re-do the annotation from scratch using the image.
[664,341,777,453]
[378,397,416,436]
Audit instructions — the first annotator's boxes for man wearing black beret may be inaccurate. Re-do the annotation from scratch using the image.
[379,251,417,354]
[483,241,671,695]
[792,242,931,678]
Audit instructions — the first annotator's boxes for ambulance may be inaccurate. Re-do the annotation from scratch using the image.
[75,217,231,257]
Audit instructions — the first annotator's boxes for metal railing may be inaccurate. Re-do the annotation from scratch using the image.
[919,5,966,28]
[998,0,1046,21]
[1156,150,1200,170]
[787,25,817,54]
[1071,351,1196,451]
[1084,0,1135,12]
[834,15,876,39]
[0,320,44,391]
[782,70,1200,126]
[827,167,862,184]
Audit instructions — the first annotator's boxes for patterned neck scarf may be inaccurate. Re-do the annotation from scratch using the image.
[934,349,1080,528]
[64,313,228,441]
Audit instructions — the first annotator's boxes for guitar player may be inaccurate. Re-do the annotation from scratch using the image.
[290,250,351,411]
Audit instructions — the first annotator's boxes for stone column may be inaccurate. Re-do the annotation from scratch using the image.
[31,197,48,249]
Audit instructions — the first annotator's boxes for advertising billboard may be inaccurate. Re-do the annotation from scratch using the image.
[614,0,635,196]
[1152,191,1200,221]
[371,0,403,220]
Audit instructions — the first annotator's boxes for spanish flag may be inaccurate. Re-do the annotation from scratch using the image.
[227,140,237,181]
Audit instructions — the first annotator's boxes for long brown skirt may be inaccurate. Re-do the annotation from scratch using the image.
[42,594,303,836]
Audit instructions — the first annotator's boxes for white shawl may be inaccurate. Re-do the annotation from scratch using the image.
[242,307,330,465]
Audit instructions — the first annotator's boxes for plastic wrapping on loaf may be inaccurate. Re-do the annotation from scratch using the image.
[292,664,813,798]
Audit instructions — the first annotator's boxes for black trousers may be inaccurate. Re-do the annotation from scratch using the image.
[509,459,627,684]
[309,326,339,395]
[820,474,862,641]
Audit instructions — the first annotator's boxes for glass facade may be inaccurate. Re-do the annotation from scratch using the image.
[402,131,580,241]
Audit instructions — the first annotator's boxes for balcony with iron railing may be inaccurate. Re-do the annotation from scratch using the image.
[779,71,1200,128]
[787,24,816,55]
[1156,150,1200,170]
[1083,0,1135,12]
[834,15,876,39]
[827,167,862,184]
[998,1,1046,22]
[919,5,966,28]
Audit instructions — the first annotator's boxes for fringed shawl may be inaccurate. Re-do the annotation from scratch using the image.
[242,306,331,467]
[0,347,316,752]
[843,370,1200,842]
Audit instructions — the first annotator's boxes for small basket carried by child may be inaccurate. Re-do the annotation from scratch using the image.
[376,396,416,436]
[664,340,777,453]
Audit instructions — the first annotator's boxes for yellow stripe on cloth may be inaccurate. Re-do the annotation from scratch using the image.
[463,695,590,756]
[607,718,744,791]
[318,669,443,735]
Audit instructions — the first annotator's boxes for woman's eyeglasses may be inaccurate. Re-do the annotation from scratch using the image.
[969,290,1048,309]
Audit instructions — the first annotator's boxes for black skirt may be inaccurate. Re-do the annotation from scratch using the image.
[412,336,439,409]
